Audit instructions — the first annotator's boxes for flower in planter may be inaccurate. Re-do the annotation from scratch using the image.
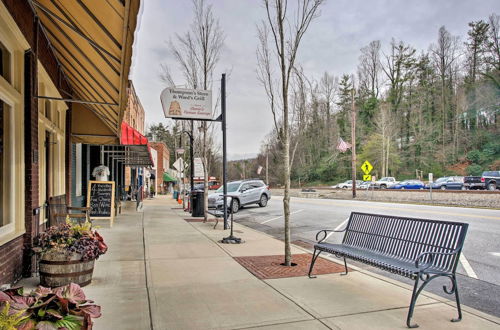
[0,283,101,329]
[33,219,107,261]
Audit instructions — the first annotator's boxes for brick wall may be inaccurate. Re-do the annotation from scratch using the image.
[0,236,24,285]
[150,142,171,192]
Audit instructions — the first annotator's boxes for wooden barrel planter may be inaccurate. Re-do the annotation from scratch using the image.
[39,251,95,287]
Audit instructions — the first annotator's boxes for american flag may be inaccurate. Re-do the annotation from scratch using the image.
[336,137,352,153]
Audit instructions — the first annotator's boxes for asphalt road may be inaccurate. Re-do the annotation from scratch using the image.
[234,196,500,318]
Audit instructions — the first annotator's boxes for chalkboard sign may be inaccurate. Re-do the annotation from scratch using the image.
[87,181,115,226]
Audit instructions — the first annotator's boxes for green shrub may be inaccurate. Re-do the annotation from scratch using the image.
[466,164,483,176]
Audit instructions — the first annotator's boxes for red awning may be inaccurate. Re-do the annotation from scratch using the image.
[112,122,154,167]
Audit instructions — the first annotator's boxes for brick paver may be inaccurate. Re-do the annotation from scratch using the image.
[234,254,350,280]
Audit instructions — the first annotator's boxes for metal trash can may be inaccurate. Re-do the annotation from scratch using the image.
[173,191,179,200]
[191,190,204,217]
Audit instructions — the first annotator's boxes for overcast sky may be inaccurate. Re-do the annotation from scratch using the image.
[130,0,500,160]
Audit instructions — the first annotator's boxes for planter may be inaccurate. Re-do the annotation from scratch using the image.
[39,251,95,287]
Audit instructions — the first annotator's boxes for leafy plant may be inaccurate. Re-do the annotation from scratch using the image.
[0,283,101,330]
[33,220,107,262]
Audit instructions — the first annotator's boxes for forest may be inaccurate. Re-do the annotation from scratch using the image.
[148,13,499,187]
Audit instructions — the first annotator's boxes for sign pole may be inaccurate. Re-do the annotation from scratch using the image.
[190,120,194,192]
[221,73,228,230]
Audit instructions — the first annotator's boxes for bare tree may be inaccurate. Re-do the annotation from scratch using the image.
[358,40,382,98]
[257,0,324,266]
[160,0,224,221]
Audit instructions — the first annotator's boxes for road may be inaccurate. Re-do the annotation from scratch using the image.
[234,196,500,317]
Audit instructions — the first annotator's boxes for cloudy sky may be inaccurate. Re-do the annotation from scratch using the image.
[130,0,499,160]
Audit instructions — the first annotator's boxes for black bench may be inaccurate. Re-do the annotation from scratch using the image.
[308,212,468,328]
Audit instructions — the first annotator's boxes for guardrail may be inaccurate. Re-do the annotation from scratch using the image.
[306,187,500,195]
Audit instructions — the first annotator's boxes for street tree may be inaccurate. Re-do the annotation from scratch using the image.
[257,0,324,266]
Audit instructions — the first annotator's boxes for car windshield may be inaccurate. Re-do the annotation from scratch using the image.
[216,182,240,193]
[435,177,447,183]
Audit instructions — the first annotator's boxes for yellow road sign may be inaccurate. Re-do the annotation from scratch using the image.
[361,160,373,174]
[363,174,372,181]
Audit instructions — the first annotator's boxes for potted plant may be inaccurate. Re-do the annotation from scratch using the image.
[33,219,107,287]
[0,282,101,329]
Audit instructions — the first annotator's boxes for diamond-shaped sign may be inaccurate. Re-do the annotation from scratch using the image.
[361,160,373,175]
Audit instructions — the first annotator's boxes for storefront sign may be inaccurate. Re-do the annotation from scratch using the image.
[87,181,115,225]
[160,87,212,120]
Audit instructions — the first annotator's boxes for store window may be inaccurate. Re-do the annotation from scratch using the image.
[0,41,11,83]
[44,100,51,120]
[0,100,11,230]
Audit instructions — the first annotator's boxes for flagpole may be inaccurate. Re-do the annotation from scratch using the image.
[351,86,357,199]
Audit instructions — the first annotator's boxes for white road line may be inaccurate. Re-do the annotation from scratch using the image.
[489,252,500,257]
[260,209,304,224]
[460,254,478,279]
[324,217,350,241]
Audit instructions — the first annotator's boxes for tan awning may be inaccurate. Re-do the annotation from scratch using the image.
[32,0,141,141]
[72,103,119,145]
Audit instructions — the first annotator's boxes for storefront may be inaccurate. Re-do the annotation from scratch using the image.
[0,0,141,286]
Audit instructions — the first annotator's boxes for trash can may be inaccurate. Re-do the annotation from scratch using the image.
[173,191,179,200]
[191,190,204,217]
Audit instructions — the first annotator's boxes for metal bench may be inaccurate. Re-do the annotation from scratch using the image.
[308,212,468,328]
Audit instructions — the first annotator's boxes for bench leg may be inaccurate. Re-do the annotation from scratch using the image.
[340,257,348,276]
[446,275,462,323]
[406,276,420,328]
[308,248,322,278]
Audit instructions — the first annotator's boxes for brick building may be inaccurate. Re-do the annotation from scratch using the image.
[0,0,140,286]
[150,142,171,193]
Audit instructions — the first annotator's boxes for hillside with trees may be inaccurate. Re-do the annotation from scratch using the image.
[256,13,499,186]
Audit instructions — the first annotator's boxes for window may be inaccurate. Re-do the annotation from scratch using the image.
[44,100,51,120]
[0,100,11,230]
[75,144,82,196]
[0,41,11,83]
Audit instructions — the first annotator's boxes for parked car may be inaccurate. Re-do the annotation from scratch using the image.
[481,171,500,191]
[390,180,425,190]
[374,177,399,189]
[334,180,362,189]
[359,181,372,189]
[463,176,484,190]
[425,176,464,190]
[208,179,271,213]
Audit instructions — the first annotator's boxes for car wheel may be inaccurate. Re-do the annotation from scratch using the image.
[488,183,497,191]
[401,187,405,190]
[231,199,240,213]
[440,186,446,190]
[258,194,268,207]
[461,186,467,191]
[380,185,387,189]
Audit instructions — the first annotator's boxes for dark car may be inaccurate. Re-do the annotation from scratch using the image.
[481,171,500,191]
[390,180,425,190]
[463,176,484,190]
[425,176,464,190]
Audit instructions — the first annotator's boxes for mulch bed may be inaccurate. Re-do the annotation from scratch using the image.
[233,254,351,280]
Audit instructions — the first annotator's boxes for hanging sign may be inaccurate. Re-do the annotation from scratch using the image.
[87,181,115,226]
[160,87,212,120]
[194,158,204,178]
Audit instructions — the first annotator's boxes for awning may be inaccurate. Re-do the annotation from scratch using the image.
[163,173,176,182]
[119,122,154,167]
[32,0,141,140]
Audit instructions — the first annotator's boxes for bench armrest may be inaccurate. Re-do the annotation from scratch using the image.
[315,228,347,243]
[415,249,460,271]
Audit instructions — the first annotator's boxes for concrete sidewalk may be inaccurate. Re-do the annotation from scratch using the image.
[53,196,500,329]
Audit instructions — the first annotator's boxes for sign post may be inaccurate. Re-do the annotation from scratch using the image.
[429,173,433,202]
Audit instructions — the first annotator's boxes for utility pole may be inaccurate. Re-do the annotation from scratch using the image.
[351,86,357,198]
[266,145,269,186]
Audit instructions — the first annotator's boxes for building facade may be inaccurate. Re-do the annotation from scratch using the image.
[150,142,171,193]
[0,0,141,286]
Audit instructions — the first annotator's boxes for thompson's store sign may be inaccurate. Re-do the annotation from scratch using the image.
[160,87,212,120]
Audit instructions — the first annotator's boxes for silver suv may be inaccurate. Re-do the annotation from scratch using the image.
[208,179,271,213]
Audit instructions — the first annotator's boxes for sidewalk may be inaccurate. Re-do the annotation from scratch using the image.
[36,196,500,329]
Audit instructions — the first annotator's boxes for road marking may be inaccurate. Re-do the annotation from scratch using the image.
[260,209,304,224]
[324,217,350,241]
[489,252,500,257]
[290,198,500,220]
[460,254,478,279]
